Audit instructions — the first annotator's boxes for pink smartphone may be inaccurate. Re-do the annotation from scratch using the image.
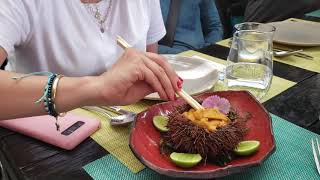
[0,113,100,150]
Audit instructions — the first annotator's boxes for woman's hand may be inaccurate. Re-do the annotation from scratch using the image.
[97,48,182,105]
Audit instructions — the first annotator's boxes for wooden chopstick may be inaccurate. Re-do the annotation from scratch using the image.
[176,90,204,110]
[116,36,131,49]
[116,35,204,110]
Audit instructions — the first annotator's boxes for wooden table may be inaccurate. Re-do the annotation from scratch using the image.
[1,16,320,180]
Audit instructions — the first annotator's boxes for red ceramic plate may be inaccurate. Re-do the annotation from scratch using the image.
[130,91,275,179]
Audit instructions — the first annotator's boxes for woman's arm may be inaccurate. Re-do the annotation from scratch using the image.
[0,47,180,120]
[0,47,102,119]
[200,0,224,44]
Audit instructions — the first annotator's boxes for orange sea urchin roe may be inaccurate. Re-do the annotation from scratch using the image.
[182,108,231,132]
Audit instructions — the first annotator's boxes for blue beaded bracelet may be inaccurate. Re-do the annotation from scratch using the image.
[12,72,61,131]
[44,74,58,116]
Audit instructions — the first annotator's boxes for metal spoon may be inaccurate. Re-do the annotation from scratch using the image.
[273,49,303,57]
[81,106,136,126]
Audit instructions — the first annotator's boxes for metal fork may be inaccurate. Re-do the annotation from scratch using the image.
[311,138,320,175]
[273,49,303,57]
[101,106,135,115]
[81,106,136,126]
[273,48,314,60]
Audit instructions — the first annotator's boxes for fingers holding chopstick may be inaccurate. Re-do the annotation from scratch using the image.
[119,48,174,101]
[139,62,170,101]
[143,53,203,109]
[116,35,184,102]
[143,53,204,109]
[140,55,177,101]
[145,52,181,92]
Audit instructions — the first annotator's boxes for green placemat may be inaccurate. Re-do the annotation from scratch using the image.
[84,114,320,180]
[306,9,320,18]
[84,155,168,180]
[216,18,320,73]
[75,51,296,174]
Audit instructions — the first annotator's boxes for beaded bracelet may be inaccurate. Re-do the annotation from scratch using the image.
[12,72,64,131]
[44,74,61,130]
[51,74,66,131]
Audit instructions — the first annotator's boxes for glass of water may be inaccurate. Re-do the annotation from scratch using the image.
[228,22,275,65]
[234,22,276,34]
[225,30,274,100]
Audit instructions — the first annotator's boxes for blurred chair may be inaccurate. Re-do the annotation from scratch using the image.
[215,0,248,38]
[214,0,232,38]
[244,0,320,22]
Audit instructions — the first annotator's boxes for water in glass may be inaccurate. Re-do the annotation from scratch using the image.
[225,30,274,100]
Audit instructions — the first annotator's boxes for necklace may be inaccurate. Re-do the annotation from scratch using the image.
[84,0,112,33]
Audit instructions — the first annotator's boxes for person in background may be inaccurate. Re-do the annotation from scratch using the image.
[0,0,181,120]
[158,0,223,54]
[244,0,320,22]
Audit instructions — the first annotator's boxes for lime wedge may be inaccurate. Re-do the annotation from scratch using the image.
[170,152,202,168]
[234,140,260,156]
[152,115,169,132]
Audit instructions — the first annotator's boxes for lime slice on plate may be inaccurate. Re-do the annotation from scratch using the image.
[170,152,202,168]
[152,115,169,132]
[234,140,260,156]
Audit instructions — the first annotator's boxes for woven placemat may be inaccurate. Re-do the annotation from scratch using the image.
[76,51,296,174]
[84,114,320,180]
[73,101,156,173]
[216,19,320,73]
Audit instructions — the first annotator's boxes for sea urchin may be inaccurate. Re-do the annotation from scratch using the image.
[162,103,249,165]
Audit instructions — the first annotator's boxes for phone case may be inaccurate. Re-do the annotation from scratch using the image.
[0,113,100,150]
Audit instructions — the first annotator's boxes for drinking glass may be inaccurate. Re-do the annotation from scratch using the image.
[234,22,276,34]
[225,30,274,100]
[228,22,276,63]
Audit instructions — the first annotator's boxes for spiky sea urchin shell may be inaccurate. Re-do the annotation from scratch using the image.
[162,103,248,164]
